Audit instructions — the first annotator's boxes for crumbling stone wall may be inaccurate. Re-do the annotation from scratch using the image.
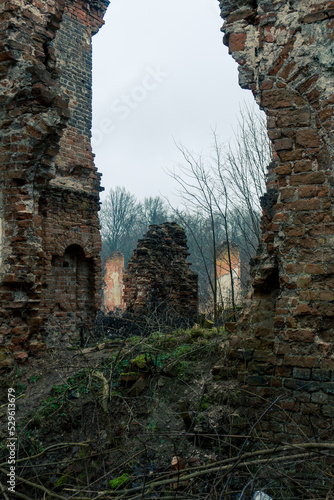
[124,223,198,322]
[0,0,108,358]
[220,0,334,441]
[103,252,126,313]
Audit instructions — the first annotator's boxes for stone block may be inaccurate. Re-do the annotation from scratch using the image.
[293,367,311,380]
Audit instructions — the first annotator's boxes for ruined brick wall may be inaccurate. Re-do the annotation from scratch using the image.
[124,223,198,322]
[103,252,126,313]
[216,242,242,305]
[220,0,334,441]
[0,0,108,359]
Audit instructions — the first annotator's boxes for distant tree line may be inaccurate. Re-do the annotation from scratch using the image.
[99,188,169,267]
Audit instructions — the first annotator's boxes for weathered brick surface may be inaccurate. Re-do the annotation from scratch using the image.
[216,242,244,305]
[0,0,108,354]
[124,223,198,321]
[220,0,334,442]
[103,252,126,312]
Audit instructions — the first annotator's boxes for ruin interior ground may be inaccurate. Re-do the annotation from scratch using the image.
[2,323,334,499]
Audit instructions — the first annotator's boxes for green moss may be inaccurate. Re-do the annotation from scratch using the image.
[173,344,191,357]
[127,335,141,344]
[131,354,153,370]
[15,383,25,396]
[175,360,190,377]
[0,351,8,361]
[199,396,210,411]
[131,354,148,369]
[109,473,130,490]
[55,475,68,488]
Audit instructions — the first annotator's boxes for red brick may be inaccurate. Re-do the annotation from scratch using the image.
[261,89,292,108]
[261,80,273,90]
[272,212,289,222]
[303,11,328,23]
[290,172,325,185]
[229,32,246,52]
[279,149,303,161]
[295,129,321,148]
[306,88,320,105]
[314,211,333,223]
[277,109,311,128]
[294,160,313,173]
[297,75,319,94]
[284,356,318,368]
[287,198,321,211]
[319,107,333,122]
[298,238,317,249]
[305,263,325,274]
[319,291,334,301]
[296,304,311,315]
[298,186,318,198]
[268,129,282,140]
[280,187,295,200]
[274,162,292,174]
[276,365,292,377]
[278,61,296,80]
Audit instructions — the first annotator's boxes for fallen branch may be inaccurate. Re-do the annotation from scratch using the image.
[91,442,334,499]
[0,467,66,500]
[93,370,110,412]
[89,370,115,447]
[0,481,9,500]
[0,442,90,468]
[8,491,34,500]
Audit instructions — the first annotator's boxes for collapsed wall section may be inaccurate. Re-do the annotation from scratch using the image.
[124,223,198,322]
[220,0,334,441]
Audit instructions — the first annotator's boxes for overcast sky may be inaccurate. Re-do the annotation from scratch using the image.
[92,0,256,203]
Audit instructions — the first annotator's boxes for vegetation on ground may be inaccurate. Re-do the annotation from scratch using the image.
[1,324,333,499]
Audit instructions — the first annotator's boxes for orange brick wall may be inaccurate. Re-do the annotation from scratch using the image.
[216,244,242,305]
[103,252,126,312]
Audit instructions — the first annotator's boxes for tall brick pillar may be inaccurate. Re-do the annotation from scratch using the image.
[0,0,108,358]
[39,0,109,346]
[220,0,334,442]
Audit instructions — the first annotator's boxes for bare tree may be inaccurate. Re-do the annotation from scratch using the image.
[139,196,169,227]
[216,102,270,254]
[167,145,223,321]
[168,103,271,321]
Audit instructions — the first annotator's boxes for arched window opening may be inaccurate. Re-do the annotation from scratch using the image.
[42,244,95,338]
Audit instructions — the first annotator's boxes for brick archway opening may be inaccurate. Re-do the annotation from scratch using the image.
[42,244,95,345]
